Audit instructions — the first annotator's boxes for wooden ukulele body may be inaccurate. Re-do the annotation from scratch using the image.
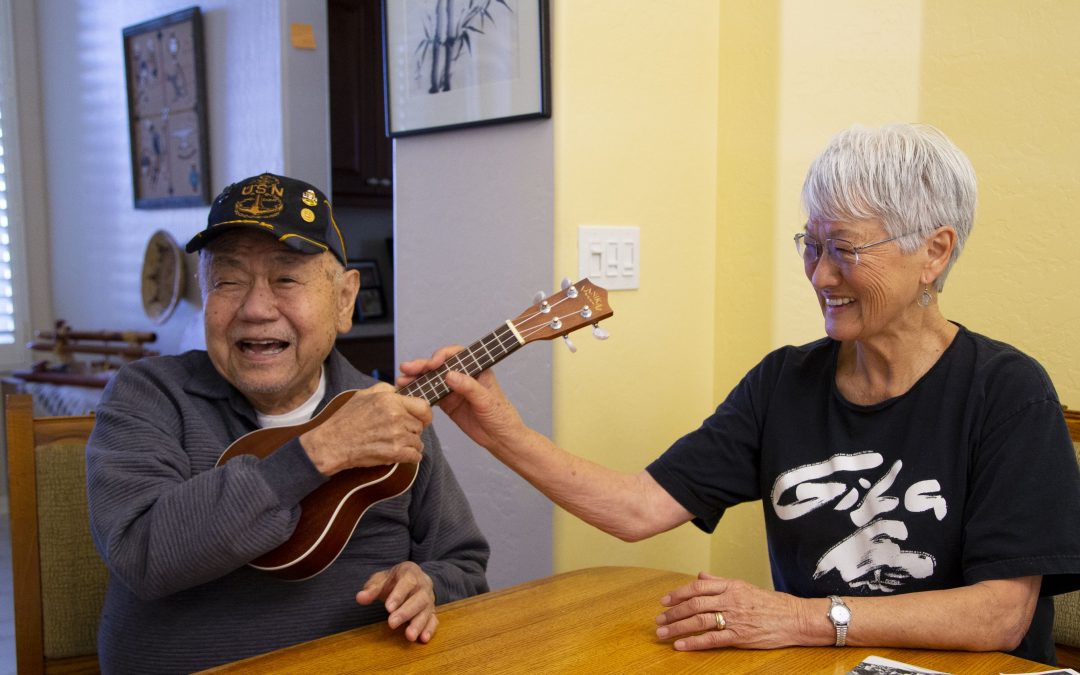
[216,389,419,581]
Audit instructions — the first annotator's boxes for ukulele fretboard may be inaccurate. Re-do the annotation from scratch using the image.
[398,322,523,404]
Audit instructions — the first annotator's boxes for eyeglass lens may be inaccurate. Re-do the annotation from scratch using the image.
[795,234,862,266]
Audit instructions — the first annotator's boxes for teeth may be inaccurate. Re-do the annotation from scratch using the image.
[239,339,287,355]
[825,297,854,307]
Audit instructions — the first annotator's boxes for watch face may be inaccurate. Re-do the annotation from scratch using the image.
[831,604,851,624]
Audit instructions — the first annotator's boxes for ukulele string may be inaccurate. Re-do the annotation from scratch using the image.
[512,292,579,327]
[513,306,590,341]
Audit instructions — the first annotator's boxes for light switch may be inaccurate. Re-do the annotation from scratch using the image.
[578,226,639,290]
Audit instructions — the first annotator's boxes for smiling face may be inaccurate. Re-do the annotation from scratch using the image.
[803,219,930,344]
[200,230,359,414]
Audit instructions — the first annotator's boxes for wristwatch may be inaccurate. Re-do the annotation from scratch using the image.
[827,595,851,647]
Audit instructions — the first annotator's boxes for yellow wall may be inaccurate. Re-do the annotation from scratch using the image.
[772,1,923,347]
[709,0,780,588]
[920,1,1080,405]
[551,0,721,575]
[552,0,1080,577]
[769,0,1080,401]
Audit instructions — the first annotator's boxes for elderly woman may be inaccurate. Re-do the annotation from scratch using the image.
[404,124,1080,664]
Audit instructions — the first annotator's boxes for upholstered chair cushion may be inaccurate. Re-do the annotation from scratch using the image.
[35,441,108,659]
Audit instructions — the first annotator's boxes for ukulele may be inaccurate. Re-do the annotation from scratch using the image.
[216,278,613,580]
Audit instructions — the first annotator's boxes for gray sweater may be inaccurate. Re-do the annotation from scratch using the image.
[86,350,489,674]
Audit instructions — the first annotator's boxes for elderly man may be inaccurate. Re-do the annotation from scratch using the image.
[87,173,489,673]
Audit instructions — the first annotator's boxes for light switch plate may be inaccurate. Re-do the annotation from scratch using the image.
[578,226,639,290]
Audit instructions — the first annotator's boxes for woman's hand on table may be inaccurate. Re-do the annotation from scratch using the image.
[655,572,818,650]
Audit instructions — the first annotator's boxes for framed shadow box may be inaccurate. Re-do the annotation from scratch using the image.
[347,259,386,322]
[348,259,382,289]
[123,6,211,208]
[355,287,387,322]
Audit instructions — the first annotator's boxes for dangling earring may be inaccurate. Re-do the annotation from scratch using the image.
[918,286,932,308]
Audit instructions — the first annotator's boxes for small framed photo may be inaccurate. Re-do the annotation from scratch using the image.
[382,0,551,137]
[347,259,382,288]
[355,287,387,322]
[122,7,211,208]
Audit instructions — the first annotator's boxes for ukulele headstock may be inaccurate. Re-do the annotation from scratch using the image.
[510,279,613,345]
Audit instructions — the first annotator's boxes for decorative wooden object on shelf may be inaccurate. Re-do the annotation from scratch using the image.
[12,321,159,388]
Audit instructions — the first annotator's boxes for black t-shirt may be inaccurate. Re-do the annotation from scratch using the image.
[647,325,1080,664]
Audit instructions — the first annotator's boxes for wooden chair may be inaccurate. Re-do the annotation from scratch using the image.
[1055,407,1080,668]
[5,393,106,674]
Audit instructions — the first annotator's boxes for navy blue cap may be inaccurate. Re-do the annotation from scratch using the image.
[185,173,347,265]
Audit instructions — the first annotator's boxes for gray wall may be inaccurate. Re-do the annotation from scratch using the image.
[395,121,555,590]
[281,0,330,191]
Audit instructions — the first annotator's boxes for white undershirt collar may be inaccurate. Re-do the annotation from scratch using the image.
[255,367,327,428]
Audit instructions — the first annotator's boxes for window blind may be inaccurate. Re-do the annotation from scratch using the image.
[0,0,30,365]
[0,97,14,344]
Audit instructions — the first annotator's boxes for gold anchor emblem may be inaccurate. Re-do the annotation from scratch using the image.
[236,175,285,218]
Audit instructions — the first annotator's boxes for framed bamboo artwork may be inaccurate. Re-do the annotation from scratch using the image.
[382,0,551,137]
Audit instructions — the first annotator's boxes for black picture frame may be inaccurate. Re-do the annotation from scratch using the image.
[348,259,382,289]
[122,6,211,208]
[355,287,387,322]
[382,0,551,137]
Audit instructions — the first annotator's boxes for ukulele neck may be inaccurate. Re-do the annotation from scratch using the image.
[396,322,523,405]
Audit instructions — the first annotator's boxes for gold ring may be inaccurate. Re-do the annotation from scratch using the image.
[714,611,726,631]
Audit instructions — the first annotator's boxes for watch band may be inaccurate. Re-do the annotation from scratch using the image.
[834,619,848,647]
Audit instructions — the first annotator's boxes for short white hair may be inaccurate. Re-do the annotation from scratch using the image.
[801,123,977,292]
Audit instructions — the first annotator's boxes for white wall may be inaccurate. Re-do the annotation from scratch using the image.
[395,121,555,590]
[36,0,294,354]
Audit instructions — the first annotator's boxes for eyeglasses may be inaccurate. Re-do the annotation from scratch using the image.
[794,232,900,268]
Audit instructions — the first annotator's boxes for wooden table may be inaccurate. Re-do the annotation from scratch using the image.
[202,566,1050,674]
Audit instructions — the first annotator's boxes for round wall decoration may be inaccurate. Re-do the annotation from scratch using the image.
[141,229,186,324]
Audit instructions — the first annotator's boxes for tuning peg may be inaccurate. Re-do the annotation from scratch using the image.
[592,324,610,340]
[561,277,579,298]
[563,335,577,353]
[533,290,546,304]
